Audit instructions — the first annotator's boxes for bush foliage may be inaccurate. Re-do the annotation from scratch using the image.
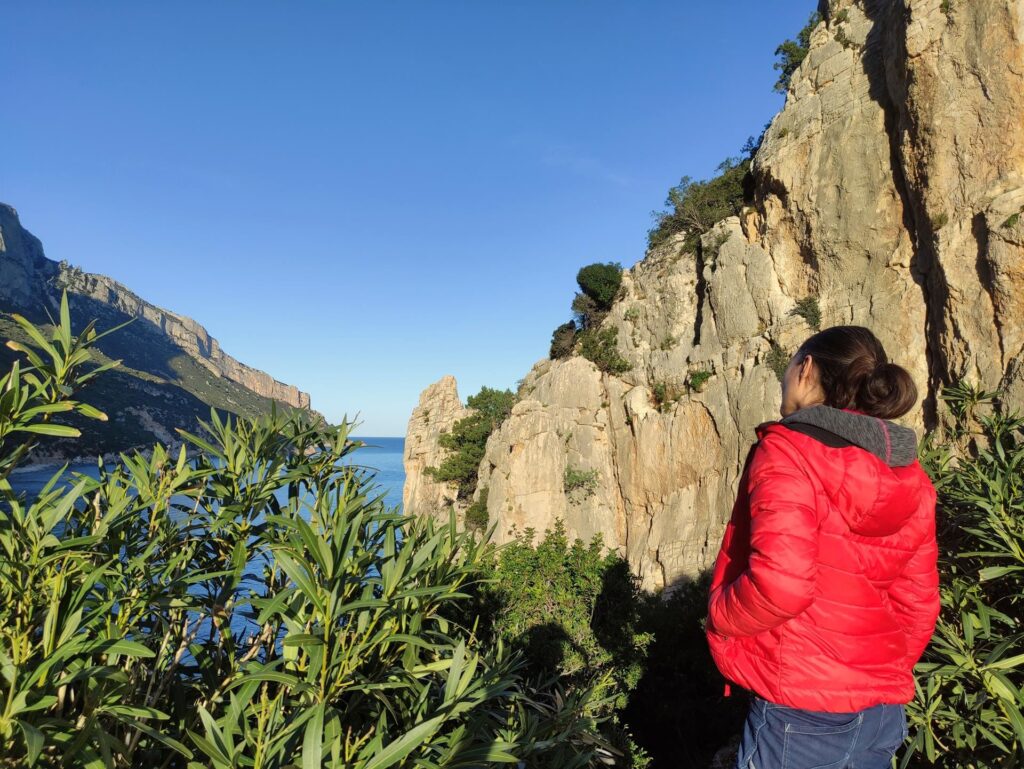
[576,263,624,312]
[790,296,822,331]
[904,383,1024,767]
[579,327,631,376]
[0,302,618,769]
[474,522,654,766]
[564,466,600,500]
[550,321,578,360]
[425,386,516,500]
[773,11,822,93]
[648,157,751,253]
[765,342,790,382]
[550,262,628,364]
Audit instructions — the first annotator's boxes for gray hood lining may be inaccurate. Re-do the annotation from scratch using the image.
[781,405,918,467]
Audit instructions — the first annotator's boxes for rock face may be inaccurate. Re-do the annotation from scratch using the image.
[66,270,311,410]
[0,203,311,410]
[404,0,1024,591]
[403,376,471,517]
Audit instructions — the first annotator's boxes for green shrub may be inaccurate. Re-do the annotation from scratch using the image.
[790,296,822,331]
[572,292,602,330]
[0,300,616,768]
[1003,210,1021,229]
[564,466,600,500]
[931,210,950,230]
[703,229,733,270]
[425,386,516,499]
[659,335,678,352]
[571,263,624,330]
[833,8,850,24]
[550,321,578,359]
[648,157,751,252]
[465,487,490,531]
[624,306,641,323]
[773,11,822,93]
[687,369,713,393]
[577,263,624,311]
[476,522,653,765]
[651,381,685,412]
[940,0,953,18]
[622,576,747,768]
[902,384,1024,768]
[579,327,631,375]
[766,342,791,382]
[834,27,857,50]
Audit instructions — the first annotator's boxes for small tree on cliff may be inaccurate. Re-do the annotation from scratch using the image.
[574,262,623,329]
[425,386,516,499]
[773,10,822,93]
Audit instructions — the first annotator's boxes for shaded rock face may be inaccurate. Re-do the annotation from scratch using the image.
[405,0,1024,591]
[0,204,311,411]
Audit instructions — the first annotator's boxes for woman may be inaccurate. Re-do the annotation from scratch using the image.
[706,326,941,769]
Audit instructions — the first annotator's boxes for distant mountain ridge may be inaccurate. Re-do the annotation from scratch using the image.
[0,203,316,462]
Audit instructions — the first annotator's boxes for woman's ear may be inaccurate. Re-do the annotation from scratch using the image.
[799,354,816,385]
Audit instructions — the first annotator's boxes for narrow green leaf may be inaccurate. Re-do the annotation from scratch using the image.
[13,423,81,437]
[363,715,445,769]
[125,719,194,759]
[17,720,44,766]
[302,704,324,769]
[282,633,324,647]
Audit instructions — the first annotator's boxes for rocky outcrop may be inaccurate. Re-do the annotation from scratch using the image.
[403,376,471,517]
[0,204,311,410]
[404,0,1024,591]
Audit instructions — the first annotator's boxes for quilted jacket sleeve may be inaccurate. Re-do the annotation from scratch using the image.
[886,479,941,665]
[708,431,819,638]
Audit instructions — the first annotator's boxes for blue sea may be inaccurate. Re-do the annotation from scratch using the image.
[8,436,407,510]
[350,436,406,510]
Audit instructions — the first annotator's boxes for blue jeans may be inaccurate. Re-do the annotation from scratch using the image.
[736,696,908,769]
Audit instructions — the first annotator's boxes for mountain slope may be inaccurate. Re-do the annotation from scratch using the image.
[0,203,316,461]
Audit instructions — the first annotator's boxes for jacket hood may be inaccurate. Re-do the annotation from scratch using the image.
[774,406,924,537]
[781,405,918,467]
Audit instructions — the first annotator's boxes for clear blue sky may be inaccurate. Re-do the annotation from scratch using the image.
[2,2,814,435]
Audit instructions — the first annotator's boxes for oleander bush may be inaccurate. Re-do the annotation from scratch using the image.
[903,383,1024,768]
[0,299,614,769]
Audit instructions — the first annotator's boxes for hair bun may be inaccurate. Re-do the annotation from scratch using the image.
[857,362,918,419]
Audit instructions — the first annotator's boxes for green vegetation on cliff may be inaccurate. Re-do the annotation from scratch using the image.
[425,386,516,500]
[548,262,630,374]
[647,155,752,253]
[773,10,822,93]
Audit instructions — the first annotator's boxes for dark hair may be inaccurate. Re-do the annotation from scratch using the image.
[796,326,917,419]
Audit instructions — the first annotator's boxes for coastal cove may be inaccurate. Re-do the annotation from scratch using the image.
[3,0,1023,766]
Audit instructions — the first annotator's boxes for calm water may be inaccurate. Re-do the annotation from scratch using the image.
[350,436,406,510]
[8,436,407,510]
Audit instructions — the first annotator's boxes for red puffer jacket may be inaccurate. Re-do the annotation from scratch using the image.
[706,407,940,712]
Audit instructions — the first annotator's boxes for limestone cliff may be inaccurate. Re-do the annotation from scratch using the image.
[63,270,311,410]
[404,0,1024,591]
